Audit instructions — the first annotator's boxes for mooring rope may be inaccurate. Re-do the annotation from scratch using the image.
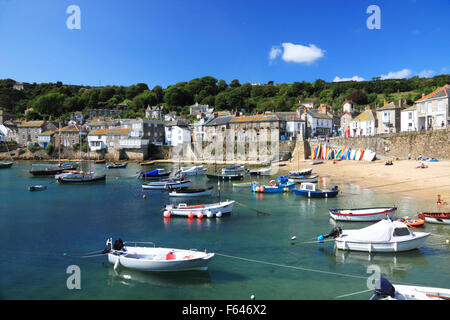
[235,201,271,216]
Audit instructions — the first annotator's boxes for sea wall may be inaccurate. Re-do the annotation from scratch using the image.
[315,128,450,160]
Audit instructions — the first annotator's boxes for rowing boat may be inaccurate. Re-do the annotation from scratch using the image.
[168,186,214,197]
[163,200,235,218]
[417,212,450,225]
[370,277,450,300]
[329,206,397,222]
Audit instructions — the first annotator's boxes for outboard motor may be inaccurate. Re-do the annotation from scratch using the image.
[331,185,339,191]
[113,238,124,251]
[372,277,396,299]
[318,227,342,242]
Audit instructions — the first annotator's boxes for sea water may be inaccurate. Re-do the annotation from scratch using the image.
[0,161,448,300]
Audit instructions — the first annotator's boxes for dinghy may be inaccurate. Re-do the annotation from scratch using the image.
[140,168,171,179]
[247,168,271,176]
[168,186,213,197]
[232,182,252,187]
[251,180,295,193]
[163,200,235,218]
[288,175,319,184]
[395,217,424,228]
[329,206,397,222]
[309,161,323,165]
[417,212,450,225]
[103,238,214,272]
[0,162,13,169]
[293,183,339,198]
[106,162,128,169]
[142,178,190,190]
[290,168,312,176]
[206,173,244,180]
[28,185,47,192]
[178,165,207,176]
[370,277,450,300]
[56,170,106,183]
[320,219,429,253]
[221,164,246,174]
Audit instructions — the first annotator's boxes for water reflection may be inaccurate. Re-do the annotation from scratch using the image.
[163,215,222,231]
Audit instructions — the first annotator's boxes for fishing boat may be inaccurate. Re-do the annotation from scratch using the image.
[396,217,425,227]
[163,200,235,218]
[140,168,171,179]
[417,212,450,225]
[106,162,128,169]
[29,163,78,176]
[319,219,429,253]
[221,164,245,174]
[288,175,319,184]
[0,162,13,169]
[329,206,397,222]
[28,185,47,192]
[251,180,295,193]
[247,168,272,176]
[370,277,450,300]
[232,182,252,187]
[293,183,339,198]
[103,238,214,272]
[206,172,243,180]
[178,165,207,176]
[168,186,214,197]
[94,159,106,164]
[56,170,106,183]
[142,178,190,190]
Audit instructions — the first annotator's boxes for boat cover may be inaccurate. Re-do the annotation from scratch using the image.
[343,219,405,242]
[145,169,160,175]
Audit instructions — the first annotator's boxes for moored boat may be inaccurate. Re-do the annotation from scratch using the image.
[288,175,319,184]
[329,206,397,222]
[140,168,171,179]
[293,183,339,198]
[251,180,295,193]
[142,178,190,190]
[289,168,312,176]
[247,168,271,176]
[178,165,207,176]
[168,186,213,197]
[29,163,78,176]
[106,162,128,169]
[417,212,450,225]
[206,173,244,180]
[103,238,214,272]
[94,159,106,164]
[370,277,450,300]
[232,182,252,187]
[0,162,13,169]
[163,200,235,218]
[28,185,47,192]
[56,171,106,183]
[221,164,245,174]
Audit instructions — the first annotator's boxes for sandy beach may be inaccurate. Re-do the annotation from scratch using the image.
[281,158,450,209]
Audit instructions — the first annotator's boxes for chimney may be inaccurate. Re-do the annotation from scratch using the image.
[422,93,425,98]
[384,100,387,106]
[398,98,401,108]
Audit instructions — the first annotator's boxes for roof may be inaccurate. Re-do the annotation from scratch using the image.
[377,101,402,111]
[205,115,235,126]
[307,111,332,120]
[107,128,131,135]
[18,120,45,128]
[88,128,108,136]
[57,125,80,133]
[275,112,303,121]
[401,105,417,112]
[38,131,55,136]
[415,84,449,102]
[165,119,191,127]
[230,115,280,123]
[351,110,376,122]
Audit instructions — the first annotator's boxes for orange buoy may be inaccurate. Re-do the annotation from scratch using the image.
[188,212,194,219]
[197,213,204,219]
[142,194,147,199]
[163,211,171,218]
[260,186,265,192]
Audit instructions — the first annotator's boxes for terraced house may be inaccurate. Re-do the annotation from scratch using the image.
[415,84,449,130]
[56,125,85,148]
[230,115,286,142]
[349,107,377,137]
[17,120,58,146]
[376,100,405,134]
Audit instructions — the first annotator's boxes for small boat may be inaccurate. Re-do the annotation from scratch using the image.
[370,277,450,300]
[28,185,47,192]
[319,219,429,253]
[103,238,214,272]
[310,161,323,165]
[29,163,78,176]
[168,186,214,197]
[289,168,312,176]
[417,212,450,225]
[0,162,14,169]
[251,180,295,193]
[139,160,155,166]
[232,182,252,188]
[206,173,243,181]
[178,165,207,176]
[140,168,171,179]
[288,175,319,184]
[106,162,128,169]
[163,200,235,218]
[329,206,397,222]
[396,217,425,228]
[94,159,106,164]
[221,164,245,174]
[55,170,106,183]
[142,178,190,190]
[247,168,271,176]
[293,183,339,198]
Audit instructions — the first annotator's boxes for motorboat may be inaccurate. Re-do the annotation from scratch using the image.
[28,185,47,192]
[319,219,430,253]
[163,200,235,218]
[168,186,213,197]
[106,162,128,169]
[221,164,245,174]
[103,238,214,272]
[329,206,397,222]
[417,212,450,225]
[178,165,207,176]
[370,277,450,300]
[55,170,106,183]
[247,168,272,176]
[142,178,190,190]
[206,173,244,180]
[0,162,13,169]
[251,180,295,193]
[293,183,339,198]
[140,168,171,179]
[29,163,78,176]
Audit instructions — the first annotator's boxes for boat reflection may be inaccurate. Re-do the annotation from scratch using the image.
[104,264,213,288]
[163,215,222,231]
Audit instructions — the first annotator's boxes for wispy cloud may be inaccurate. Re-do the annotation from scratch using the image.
[269,42,325,64]
[379,68,412,80]
[418,69,435,78]
[333,75,364,82]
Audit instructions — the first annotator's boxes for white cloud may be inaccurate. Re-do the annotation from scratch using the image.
[269,46,282,60]
[418,70,435,78]
[281,43,325,64]
[379,68,412,80]
[333,75,365,82]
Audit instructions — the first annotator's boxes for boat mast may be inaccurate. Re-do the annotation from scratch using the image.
[58,122,61,166]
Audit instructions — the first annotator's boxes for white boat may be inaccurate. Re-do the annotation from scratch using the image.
[417,212,450,225]
[163,200,235,218]
[168,186,214,197]
[309,161,323,165]
[221,164,245,174]
[232,182,252,187]
[55,170,106,183]
[288,175,319,183]
[289,168,312,176]
[142,178,190,190]
[326,219,429,253]
[329,206,397,222]
[179,165,207,176]
[370,277,450,300]
[104,239,214,272]
[248,168,272,176]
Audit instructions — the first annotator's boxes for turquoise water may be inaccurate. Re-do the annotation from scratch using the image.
[0,161,449,300]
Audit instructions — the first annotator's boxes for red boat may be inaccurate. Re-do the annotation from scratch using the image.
[417,212,450,225]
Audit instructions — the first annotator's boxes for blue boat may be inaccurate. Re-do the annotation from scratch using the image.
[28,185,47,192]
[251,180,295,193]
[140,168,171,179]
[293,183,339,198]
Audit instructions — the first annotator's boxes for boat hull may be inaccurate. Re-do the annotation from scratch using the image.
[57,174,106,183]
[288,175,319,183]
[206,174,243,180]
[0,162,13,169]
[329,207,397,222]
[335,233,429,252]
[168,187,213,197]
[251,182,295,193]
[418,212,450,225]
[293,189,339,198]
[165,201,234,218]
[142,181,190,190]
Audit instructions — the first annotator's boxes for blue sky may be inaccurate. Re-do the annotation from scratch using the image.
[0,0,448,88]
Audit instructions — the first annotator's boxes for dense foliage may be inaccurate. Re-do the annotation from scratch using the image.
[0,74,448,121]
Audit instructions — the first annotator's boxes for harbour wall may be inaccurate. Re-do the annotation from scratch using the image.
[313,128,450,160]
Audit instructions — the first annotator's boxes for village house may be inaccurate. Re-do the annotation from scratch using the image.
[203,115,235,142]
[415,84,449,130]
[145,105,166,119]
[349,107,377,137]
[86,108,122,119]
[70,112,84,124]
[119,118,165,147]
[56,125,86,148]
[376,100,405,134]
[37,131,56,148]
[189,102,214,119]
[275,112,305,140]
[342,100,354,113]
[305,110,333,138]
[299,99,320,109]
[85,118,120,132]
[17,120,58,146]
[400,105,418,132]
[0,120,19,143]
[191,116,214,143]
[165,119,191,146]
[12,82,31,91]
[229,114,287,143]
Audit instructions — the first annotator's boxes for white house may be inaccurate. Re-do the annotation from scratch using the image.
[400,105,418,132]
[305,111,333,137]
[349,109,377,137]
[415,84,449,130]
[88,129,108,151]
[189,102,214,119]
[165,119,191,146]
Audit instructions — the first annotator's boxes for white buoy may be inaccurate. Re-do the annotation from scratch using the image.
[216,211,222,217]
[250,294,255,300]
[206,210,213,218]
[291,236,296,241]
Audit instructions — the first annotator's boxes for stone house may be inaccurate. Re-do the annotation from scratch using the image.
[350,108,377,137]
[203,115,235,143]
[145,105,166,119]
[376,100,404,134]
[415,84,449,130]
[229,115,287,143]
[189,102,214,119]
[17,120,58,146]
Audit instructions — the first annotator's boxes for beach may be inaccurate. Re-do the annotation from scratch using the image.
[282,158,450,209]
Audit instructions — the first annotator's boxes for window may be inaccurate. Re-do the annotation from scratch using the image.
[427,102,432,113]
[420,103,425,113]
[393,228,410,237]
[438,100,444,112]
[408,112,412,120]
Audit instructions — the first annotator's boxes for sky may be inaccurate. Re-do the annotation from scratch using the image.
[0,0,448,88]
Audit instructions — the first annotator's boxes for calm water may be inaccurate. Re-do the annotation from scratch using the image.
[0,161,449,300]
